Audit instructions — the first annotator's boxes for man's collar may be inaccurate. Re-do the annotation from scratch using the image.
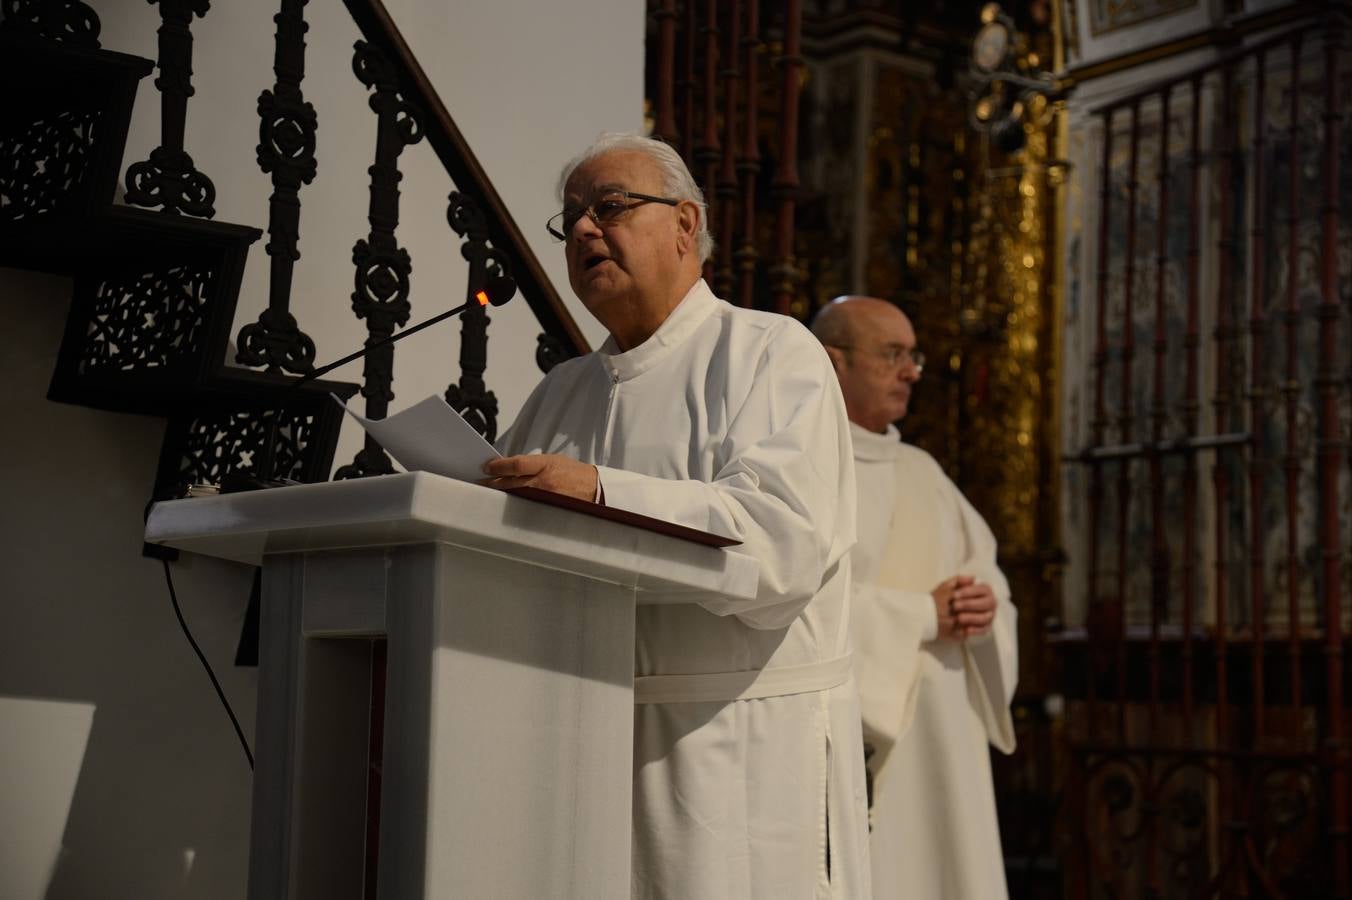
[597,278,717,382]
[849,420,904,460]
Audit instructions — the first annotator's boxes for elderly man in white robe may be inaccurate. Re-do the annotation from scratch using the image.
[482,133,871,899]
[812,296,1018,900]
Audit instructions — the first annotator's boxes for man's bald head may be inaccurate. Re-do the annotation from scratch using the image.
[812,295,922,432]
[810,295,912,347]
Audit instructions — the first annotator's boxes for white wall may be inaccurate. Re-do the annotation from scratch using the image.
[1,270,259,900]
[0,2,643,897]
[1065,0,1219,70]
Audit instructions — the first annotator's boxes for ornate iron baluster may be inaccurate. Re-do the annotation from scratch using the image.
[735,0,760,310]
[235,0,318,374]
[653,0,678,146]
[1115,100,1140,741]
[1283,35,1304,710]
[444,191,516,443]
[1213,64,1237,750]
[696,0,720,286]
[123,0,216,217]
[680,0,697,156]
[1149,88,1171,741]
[1182,73,1202,730]
[768,0,802,316]
[1144,87,1170,900]
[1212,63,1241,897]
[1247,50,1269,741]
[714,0,741,300]
[0,0,101,46]
[1315,19,1348,897]
[1088,110,1113,742]
[334,39,423,480]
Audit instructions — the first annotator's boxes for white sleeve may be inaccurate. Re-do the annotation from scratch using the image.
[950,478,1019,753]
[597,326,854,630]
[494,367,554,457]
[850,582,933,780]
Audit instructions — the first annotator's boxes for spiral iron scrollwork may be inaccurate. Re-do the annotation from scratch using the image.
[1074,746,1327,898]
[333,445,394,481]
[1100,771,1135,815]
[124,147,216,216]
[236,307,315,374]
[447,191,518,304]
[536,333,568,373]
[0,0,101,47]
[445,374,499,443]
[352,41,423,147]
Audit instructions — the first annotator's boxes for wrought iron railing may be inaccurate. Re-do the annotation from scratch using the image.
[646,0,805,316]
[2,0,591,497]
[1060,9,1352,896]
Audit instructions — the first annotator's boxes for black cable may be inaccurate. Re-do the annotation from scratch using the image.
[161,559,255,770]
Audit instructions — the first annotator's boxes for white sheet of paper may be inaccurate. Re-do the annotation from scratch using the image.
[332,393,500,482]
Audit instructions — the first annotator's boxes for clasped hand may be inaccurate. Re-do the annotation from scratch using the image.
[931,575,997,641]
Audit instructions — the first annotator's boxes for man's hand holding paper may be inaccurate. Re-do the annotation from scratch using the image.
[481,454,599,501]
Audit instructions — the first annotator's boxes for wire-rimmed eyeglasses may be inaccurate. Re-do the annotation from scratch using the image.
[546,190,680,241]
[832,344,925,373]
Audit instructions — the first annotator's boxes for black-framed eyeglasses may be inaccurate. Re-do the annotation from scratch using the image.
[832,344,925,372]
[546,190,680,241]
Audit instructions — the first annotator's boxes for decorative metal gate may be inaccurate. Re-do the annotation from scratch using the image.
[1061,11,1352,898]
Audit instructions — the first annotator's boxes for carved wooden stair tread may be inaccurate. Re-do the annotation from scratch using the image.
[2,203,261,276]
[0,32,152,223]
[38,206,357,421]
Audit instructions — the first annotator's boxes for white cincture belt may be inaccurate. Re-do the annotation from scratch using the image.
[634,653,853,704]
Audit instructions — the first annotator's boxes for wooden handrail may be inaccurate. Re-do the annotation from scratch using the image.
[342,0,590,357]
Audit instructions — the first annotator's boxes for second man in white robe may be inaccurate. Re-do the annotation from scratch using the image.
[814,296,1018,899]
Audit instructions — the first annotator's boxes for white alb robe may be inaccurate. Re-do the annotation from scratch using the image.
[498,279,871,900]
[848,422,1017,900]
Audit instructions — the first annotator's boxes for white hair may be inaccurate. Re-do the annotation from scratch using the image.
[557,132,714,263]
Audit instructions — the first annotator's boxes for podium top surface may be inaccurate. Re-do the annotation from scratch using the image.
[145,473,759,600]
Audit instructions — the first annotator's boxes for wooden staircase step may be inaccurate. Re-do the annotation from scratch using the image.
[0,32,152,223]
[45,206,264,415]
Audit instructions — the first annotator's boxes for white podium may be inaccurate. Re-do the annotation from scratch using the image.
[144,473,758,900]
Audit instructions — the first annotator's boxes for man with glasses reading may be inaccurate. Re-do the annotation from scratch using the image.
[485,133,871,899]
[812,296,1018,900]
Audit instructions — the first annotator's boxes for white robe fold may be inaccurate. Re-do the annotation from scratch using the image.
[498,279,871,900]
[848,423,1017,900]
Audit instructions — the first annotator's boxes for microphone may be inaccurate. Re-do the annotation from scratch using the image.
[220,287,512,493]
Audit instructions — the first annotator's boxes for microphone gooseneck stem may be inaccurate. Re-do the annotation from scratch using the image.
[292,298,476,393]
[254,297,479,486]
